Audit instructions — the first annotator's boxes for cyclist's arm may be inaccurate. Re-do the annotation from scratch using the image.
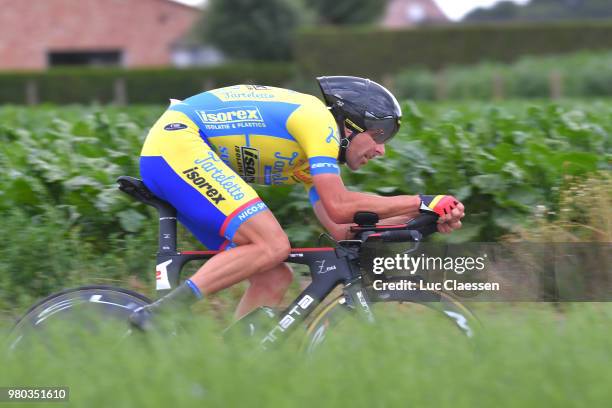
[312,173,421,225]
[311,190,423,241]
[286,97,423,227]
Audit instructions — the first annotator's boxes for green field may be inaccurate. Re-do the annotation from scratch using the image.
[1,99,610,312]
[1,303,610,407]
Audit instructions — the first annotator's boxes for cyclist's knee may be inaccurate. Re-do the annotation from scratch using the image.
[260,233,291,267]
[232,210,290,267]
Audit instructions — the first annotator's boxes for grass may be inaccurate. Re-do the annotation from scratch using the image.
[511,171,611,243]
[1,303,610,407]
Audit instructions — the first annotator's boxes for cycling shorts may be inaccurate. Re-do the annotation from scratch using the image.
[139,110,269,250]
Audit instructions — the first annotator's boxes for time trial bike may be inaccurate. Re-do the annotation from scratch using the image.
[6,176,478,353]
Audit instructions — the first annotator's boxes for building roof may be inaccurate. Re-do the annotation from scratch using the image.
[382,0,449,28]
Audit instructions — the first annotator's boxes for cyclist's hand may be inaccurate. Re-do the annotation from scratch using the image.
[419,194,464,234]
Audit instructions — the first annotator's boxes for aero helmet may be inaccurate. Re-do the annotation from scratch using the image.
[317,75,402,144]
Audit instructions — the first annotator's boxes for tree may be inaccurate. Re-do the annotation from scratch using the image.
[202,0,311,61]
[463,1,520,22]
[309,0,387,25]
[463,0,612,22]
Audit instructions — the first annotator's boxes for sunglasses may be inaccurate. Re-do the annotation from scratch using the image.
[364,111,400,143]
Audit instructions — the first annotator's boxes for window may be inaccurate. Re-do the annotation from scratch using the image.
[48,50,123,67]
[171,46,225,68]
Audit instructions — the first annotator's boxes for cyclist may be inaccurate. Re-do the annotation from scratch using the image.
[129,76,465,330]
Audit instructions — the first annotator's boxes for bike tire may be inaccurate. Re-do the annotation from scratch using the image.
[302,290,479,354]
[6,286,152,353]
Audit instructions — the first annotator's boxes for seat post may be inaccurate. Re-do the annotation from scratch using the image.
[116,176,183,292]
[153,202,184,293]
[156,203,178,254]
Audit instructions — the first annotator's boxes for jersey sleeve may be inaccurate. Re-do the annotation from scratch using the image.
[286,96,341,177]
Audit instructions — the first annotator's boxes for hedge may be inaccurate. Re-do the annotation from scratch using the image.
[393,51,612,100]
[294,20,612,79]
[0,63,296,105]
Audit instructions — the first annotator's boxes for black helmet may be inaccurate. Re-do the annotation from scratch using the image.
[317,75,402,144]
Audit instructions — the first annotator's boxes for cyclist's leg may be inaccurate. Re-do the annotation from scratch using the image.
[233,263,293,319]
[187,209,291,295]
[181,205,293,317]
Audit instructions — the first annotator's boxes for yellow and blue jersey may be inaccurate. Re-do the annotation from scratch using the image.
[139,85,340,250]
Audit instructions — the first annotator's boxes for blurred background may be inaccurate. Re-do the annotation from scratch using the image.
[0,0,612,104]
[0,3,610,406]
[4,0,612,102]
[0,0,610,311]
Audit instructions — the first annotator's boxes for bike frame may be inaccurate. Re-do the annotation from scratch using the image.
[153,216,373,348]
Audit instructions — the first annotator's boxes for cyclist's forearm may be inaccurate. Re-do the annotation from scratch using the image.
[379,214,418,225]
[327,191,421,223]
[315,201,427,243]
[327,213,421,241]
[328,213,419,241]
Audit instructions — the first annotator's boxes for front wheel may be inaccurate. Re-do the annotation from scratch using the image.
[302,290,479,354]
[6,286,152,353]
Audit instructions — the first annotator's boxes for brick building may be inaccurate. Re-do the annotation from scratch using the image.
[381,0,449,27]
[0,0,201,70]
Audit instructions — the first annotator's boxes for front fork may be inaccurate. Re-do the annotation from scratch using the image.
[258,279,375,351]
[342,277,376,324]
